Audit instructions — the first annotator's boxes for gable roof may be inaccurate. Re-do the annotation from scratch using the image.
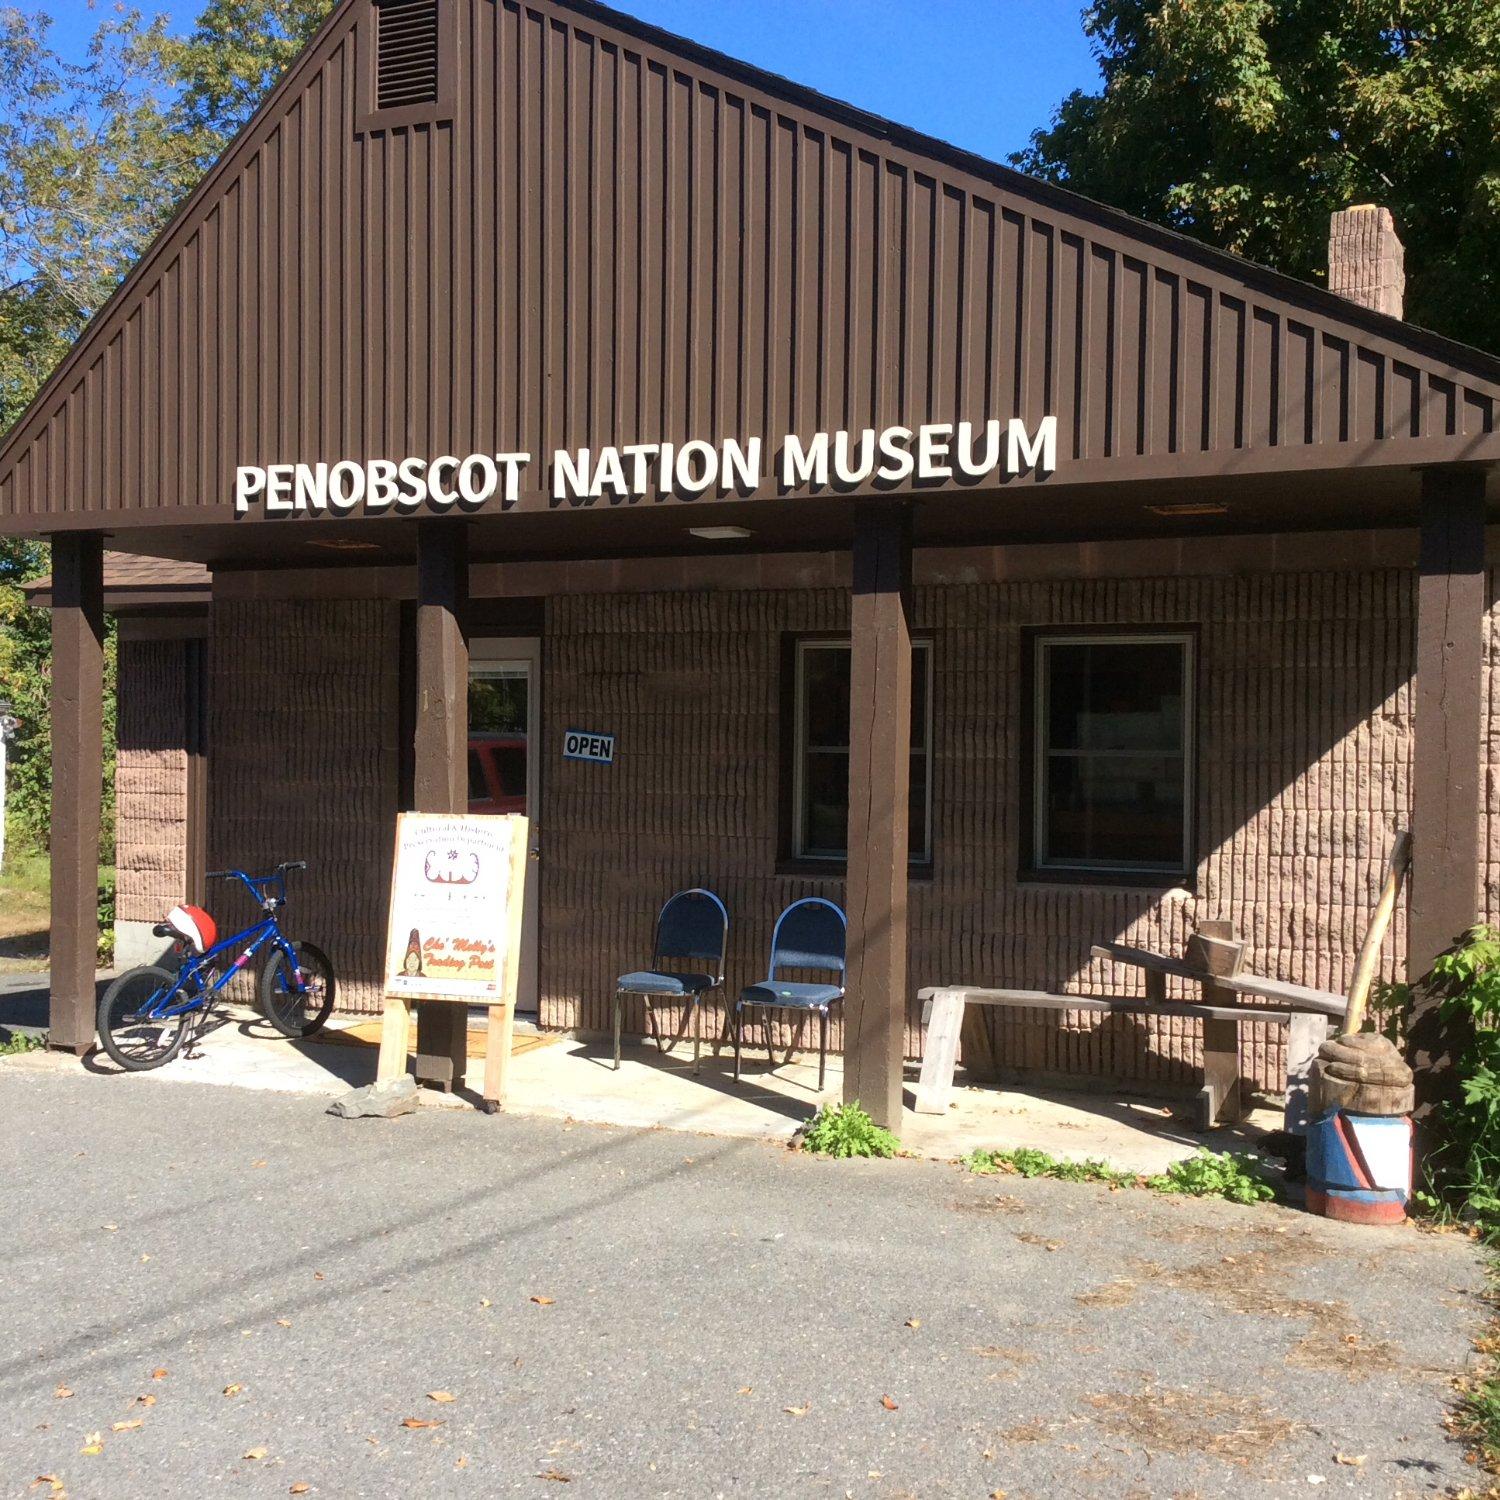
[0,0,1495,540]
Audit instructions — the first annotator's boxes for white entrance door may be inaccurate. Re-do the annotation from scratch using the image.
[468,638,541,1017]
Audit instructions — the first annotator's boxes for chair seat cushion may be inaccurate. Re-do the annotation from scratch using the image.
[739,981,843,1010]
[616,970,718,997]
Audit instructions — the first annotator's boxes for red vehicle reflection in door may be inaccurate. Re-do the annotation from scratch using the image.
[468,734,527,815]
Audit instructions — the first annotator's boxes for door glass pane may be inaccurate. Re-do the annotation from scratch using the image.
[469,666,529,815]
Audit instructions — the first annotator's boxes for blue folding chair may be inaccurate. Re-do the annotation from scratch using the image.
[734,898,847,1090]
[614,888,729,1074]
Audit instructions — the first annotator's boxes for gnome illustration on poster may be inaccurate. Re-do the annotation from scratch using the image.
[402,927,424,978]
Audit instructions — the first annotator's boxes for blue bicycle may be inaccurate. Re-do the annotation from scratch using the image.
[96,863,336,1071]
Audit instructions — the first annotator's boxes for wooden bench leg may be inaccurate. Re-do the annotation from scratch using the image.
[915,990,965,1115]
[1196,1014,1243,1130]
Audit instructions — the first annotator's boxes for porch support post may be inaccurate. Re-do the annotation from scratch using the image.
[413,519,470,1091]
[842,501,913,1128]
[48,531,105,1055]
[1408,466,1487,1112]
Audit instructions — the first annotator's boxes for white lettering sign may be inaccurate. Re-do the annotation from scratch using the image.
[233,416,1057,517]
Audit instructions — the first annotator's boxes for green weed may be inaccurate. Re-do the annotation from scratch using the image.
[1146,1150,1276,1205]
[0,1031,43,1055]
[801,1101,901,1159]
[961,1144,1274,1205]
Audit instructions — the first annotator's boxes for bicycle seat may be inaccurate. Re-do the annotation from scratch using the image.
[160,904,218,955]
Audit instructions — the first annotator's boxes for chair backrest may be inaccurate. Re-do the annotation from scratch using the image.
[768,898,847,981]
[654,888,729,976]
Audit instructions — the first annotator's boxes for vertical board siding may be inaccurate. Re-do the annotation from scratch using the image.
[115,641,191,924]
[208,599,399,1013]
[540,570,1419,1094]
[3,0,1497,523]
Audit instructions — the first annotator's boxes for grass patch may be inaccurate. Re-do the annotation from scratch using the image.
[0,1031,44,1055]
[801,1101,901,1159]
[1453,1260,1500,1493]
[961,1145,1276,1205]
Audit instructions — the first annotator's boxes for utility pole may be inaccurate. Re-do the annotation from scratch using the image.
[0,700,18,876]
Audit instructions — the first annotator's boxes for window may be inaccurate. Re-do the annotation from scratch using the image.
[788,639,933,864]
[1028,631,1194,879]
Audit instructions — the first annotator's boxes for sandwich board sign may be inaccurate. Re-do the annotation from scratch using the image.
[376,811,530,1112]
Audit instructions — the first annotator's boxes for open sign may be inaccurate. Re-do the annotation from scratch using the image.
[563,729,615,765]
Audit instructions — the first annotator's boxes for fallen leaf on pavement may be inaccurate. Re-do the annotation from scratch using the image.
[53,1386,73,1399]
[110,1420,143,1432]
[80,1434,102,1456]
[783,1403,810,1417]
[313,1272,324,1281]
[223,1384,243,1397]
[151,1369,168,1381]
[101,1225,117,1233]
[427,1392,456,1403]
[736,1386,752,1396]
[455,1455,469,1470]
[134,1395,155,1407]
[530,1295,555,1306]
[276,1320,292,1329]
[400,1418,445,1430]
[289,1486,310,1495]
[31,1477,64,1494]
[1334,1454,1366,1467]
[252,1161,267,1169]
[905,1319,921,1330]
[244,1448,268,1461]
[479,1299,491,1309]
[537,1471,571,1483]
[879,1395,899,1411]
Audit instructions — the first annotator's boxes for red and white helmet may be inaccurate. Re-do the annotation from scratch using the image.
[163,904,217,955]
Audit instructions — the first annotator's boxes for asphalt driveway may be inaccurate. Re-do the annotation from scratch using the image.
[0,1059,1488,1497]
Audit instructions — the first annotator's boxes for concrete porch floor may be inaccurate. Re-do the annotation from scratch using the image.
[28,1005,1281,1177]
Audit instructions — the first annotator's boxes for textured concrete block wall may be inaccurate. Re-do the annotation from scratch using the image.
[115,640,190,922]
[208,599,400,1013]
[541,571,1423,1094]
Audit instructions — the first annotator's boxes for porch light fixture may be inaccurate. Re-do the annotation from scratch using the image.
[1144,502,1229,517]
[307,537,383,551]
[687,525,753,541]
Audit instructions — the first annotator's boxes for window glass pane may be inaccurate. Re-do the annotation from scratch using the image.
[1045,753,1184,866]
[1046,642,1183,754]
[910,644,929,751]
[794,642,932,862]
[908,750,929,860]
[802,646,851,749]
[496,746,527,799]
[801,750,850,856]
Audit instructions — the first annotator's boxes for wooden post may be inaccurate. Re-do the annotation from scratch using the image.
[48,532,105,1055]
[1408,466,1487,1113]
[412,520,471,1091]
[842,502,912,1128]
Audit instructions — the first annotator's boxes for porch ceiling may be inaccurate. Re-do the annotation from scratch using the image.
[76,461,1493,572]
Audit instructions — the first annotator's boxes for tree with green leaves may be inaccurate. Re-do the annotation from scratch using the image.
[1014,0,1500,354]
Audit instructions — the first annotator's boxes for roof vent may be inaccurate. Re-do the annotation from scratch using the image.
[375,0,440,112]
[1328,205,1405,320]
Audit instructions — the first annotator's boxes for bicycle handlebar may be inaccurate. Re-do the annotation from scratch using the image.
[205,864,308,907]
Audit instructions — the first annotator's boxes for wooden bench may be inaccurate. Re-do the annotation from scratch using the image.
[914,984,1329,1133]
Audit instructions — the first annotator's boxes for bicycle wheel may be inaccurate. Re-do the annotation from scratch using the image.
[97,966,192,1071]
[259,941,336,1038]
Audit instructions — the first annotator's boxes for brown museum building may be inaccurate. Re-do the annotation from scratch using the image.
[5,0,1499,1123]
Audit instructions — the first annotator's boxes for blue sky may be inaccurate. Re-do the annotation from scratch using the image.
[42,0,1102,164]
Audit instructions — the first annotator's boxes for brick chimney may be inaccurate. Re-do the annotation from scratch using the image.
[1328,204,1405,318]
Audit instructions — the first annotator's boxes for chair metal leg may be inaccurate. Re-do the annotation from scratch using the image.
[613,993,623,1071]
[733,1003,743,1081]
[694,997,702,1075]
[768,1009,777,1070]
[818,1009,828,1092]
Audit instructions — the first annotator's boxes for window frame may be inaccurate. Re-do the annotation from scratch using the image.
[355,0,458,135]
[1022,626,1198,886]
[780,634,935,873]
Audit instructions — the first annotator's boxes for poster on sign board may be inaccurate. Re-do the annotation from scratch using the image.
[382,812,528,1004]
